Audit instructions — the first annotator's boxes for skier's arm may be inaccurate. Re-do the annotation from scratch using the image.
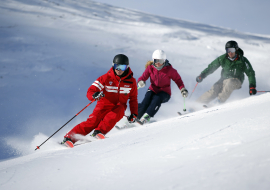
[129,78,138,115]
[243,57,256,87]
[169,68,185,90]
[137,66,151,84]
[200,56,222,78]
[87,75,106,101]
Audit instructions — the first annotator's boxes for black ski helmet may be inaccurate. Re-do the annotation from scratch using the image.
[113,54,129,65]
[225,40,239,50]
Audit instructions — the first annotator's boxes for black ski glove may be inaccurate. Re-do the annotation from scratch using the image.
[128,114,137,123]
[196,74,204,83]
[249,85,257,95]
[92,92,104,101]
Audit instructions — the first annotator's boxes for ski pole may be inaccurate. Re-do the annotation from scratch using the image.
[257,91,270,93]
[189,82,198,99]
[183,97,186,112]
[35,100,95,150]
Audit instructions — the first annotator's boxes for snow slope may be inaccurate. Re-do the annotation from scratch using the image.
[1,94,270,190]
[1,0,270,188]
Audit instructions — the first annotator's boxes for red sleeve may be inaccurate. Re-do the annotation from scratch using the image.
[86,75,106,101]
[138,66,151,83]
[169,68,185,90]
[129,78,138,115]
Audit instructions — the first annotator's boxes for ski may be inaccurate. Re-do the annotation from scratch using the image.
[59,134,105,148]
[177,105,210,115]
[95,133,105,139]
[115,123,129,130]
[115,125,123,130]
[116,119,156,128]
[177,104,222,117]
[115,121,140,130]
[177,109,195,116]
[177,111,193,116]
[64,141,74,148]
[135,118,144,125]
[177,112,184,116]
[59,141,74,148]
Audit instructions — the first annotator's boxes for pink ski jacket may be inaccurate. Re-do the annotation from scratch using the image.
[138,62,185,96]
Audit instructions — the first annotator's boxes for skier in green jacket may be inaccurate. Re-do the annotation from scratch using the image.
[196,40,256,104]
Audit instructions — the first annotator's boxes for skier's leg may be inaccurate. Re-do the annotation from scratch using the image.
[218,78,242,102]
[138,90,154,119]
[64,104,111,143]
[196,79,223,104]
[95,104,126,134]
[145,91,170,118]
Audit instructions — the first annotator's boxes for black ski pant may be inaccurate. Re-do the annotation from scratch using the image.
[138,90,170,119]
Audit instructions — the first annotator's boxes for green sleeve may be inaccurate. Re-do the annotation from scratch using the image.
[201,56,222,78]
[243,57,256,87]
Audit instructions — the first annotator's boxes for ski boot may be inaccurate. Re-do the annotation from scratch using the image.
[139,113,151,124]
[60,137,74,148]
[91,130,105,139]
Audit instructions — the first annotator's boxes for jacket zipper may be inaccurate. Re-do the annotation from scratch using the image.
[157,71,159,87]
[118,78,121,102]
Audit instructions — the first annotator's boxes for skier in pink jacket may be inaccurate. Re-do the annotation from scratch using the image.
[137,49,188,123]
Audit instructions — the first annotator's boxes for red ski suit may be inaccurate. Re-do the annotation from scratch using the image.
[65,67,138,143]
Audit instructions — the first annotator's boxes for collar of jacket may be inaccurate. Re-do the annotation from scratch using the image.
[226,54,239,61]
[152,59,171,71]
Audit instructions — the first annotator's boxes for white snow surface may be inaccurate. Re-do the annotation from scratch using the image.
[1,0,270,189]
[1,94,270,190]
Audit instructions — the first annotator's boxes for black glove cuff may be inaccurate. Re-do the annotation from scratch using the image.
[249,84,256,88]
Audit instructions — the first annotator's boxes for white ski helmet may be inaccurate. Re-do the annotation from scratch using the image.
[152,49,166,60]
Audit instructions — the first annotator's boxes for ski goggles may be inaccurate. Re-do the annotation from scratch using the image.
[226,48,236,53]
[153,59,165,64]
[113,63,128,71]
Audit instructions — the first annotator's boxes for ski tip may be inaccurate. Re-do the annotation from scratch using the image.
[65,141,74,148]
[115,125,128,130]
[135,119,144,125]
[96,133,105,139]
[115,125,123,130]
[35,146,40,150]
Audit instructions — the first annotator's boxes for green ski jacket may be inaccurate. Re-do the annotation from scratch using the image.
[201,51,256,87]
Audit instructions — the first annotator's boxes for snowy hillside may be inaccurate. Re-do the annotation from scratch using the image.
[1,94,270,190]
[1,0,270,187]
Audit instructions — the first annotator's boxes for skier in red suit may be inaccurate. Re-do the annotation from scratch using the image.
[62,54,138,145]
